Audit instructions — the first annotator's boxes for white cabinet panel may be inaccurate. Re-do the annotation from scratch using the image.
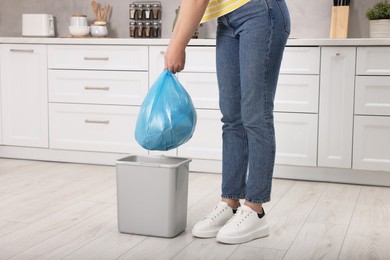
[355,76,390,116]
[49,103,147,154]
[49,70,148,105]
[357,47,390,75]
[318,47,355,168]
[184,47,216,73]
[274,113,318,167]
[178,72,219,109]
[149,46,166,87]
[353,116,390,172]
[48,45,148,71]
[280,47,320,75]
[274,75,319,113]
[178,109,222,160]
[0,44,48,148]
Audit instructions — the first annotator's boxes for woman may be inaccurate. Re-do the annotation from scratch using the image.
[165,0,290,244]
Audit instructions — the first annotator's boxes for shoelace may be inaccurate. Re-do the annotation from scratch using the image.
[206,205,228,221]
[226,208,252,227]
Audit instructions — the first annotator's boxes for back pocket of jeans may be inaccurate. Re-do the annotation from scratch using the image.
[276,0,291,35]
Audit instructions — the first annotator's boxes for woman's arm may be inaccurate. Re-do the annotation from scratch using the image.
[164,0,210,73]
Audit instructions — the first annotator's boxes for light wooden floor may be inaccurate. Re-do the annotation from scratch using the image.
[1,158,390,260]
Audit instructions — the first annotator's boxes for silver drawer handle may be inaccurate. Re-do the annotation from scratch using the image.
[84,119,110,124]
[84,57,109,61]
[84,86,110,91]
[336,52,341,56]
[10,49,34,53]
[160,51,165,55]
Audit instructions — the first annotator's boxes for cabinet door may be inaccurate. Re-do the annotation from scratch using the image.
[178,72,219,109]
[356,47,390,75]
[353,116,390,172]
[318,47,356,168]
[0,44,48,148]
[274,75,320,113]
[280,47,320,75]
[48,70,148,106]
[49,103,147,154]
[178,109,222,160]
[148,46,166,88]
[274,113,318,167]
[355,76,390,116]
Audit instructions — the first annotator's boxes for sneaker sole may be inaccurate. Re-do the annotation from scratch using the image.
[216,225,269,244]
[192,226,221,238]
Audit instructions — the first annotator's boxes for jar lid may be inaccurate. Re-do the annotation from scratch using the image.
[72,14,87,17]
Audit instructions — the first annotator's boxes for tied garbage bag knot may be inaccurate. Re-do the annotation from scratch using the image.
[135,70,197,151]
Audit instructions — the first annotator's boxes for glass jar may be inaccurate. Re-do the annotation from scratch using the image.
[136,22,144,38]
[144,22,151,37]
[129,4,136,20]
[152,22,160,38]
[129,22,136,37]
[136,4,144,20]
[152,3,160,20]
[144,4,152,20]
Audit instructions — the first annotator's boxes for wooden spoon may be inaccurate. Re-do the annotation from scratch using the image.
[91,1,98,20]
[100,6,105,21]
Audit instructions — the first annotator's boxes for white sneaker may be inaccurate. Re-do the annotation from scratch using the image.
[216,205,269,244]
[192,201,236,238]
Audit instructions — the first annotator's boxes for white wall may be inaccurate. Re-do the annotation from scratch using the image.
[0,0,382,38]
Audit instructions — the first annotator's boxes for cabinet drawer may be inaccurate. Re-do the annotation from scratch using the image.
[274,75,319,113]
[178,72,219,109]
[353,116,390,172]
[357,47,390,75]
[49,103,146,154]
[274,113,318,167]
[178,109,222,160]
[183,47,216,72]
[48,45,148,70]
[280,47,320,75]
[355,76,390,116]
[48,70,148,105]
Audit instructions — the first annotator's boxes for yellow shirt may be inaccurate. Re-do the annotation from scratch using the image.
[201,0,251,23]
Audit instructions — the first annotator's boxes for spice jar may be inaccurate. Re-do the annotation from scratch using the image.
[144,4,152,20]
[129,22,136,37]
[152,21,160,38]
[136,4,144,20]
[144,22,151,37]
[129,4,136,20]
[152,3,160,20]
[136,22,144,38]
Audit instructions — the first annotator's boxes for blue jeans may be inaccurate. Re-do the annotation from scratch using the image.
[216,0,290,204]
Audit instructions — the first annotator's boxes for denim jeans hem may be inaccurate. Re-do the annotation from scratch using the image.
[245,197,271,204]
[222,195,245,200]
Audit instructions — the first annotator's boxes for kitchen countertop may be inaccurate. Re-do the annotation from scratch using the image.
[1,37,390,46]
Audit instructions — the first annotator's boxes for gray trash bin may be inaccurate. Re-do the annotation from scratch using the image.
[116,155,191,238]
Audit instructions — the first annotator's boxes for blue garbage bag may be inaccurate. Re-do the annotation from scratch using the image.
[135,70,197,151]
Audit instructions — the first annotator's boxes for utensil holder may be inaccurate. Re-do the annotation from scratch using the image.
[330,6,349,39]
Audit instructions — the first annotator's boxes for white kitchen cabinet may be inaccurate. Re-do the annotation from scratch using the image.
[355,76,390,116]
[274,113,318,166]
[280,47,320,75]
[48,45,148,71]
[356,47,390,75]
[0,44,48,148]
[177,72,219,109]
[318,47,356,168]
[353,116,390,172]
[178,109,222,160]
[49,103,146,154]
[148,46,166,85]
[274,74,319,113]
[48,70,148,106]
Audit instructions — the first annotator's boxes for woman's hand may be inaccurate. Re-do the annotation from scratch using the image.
[164,45,186,74]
